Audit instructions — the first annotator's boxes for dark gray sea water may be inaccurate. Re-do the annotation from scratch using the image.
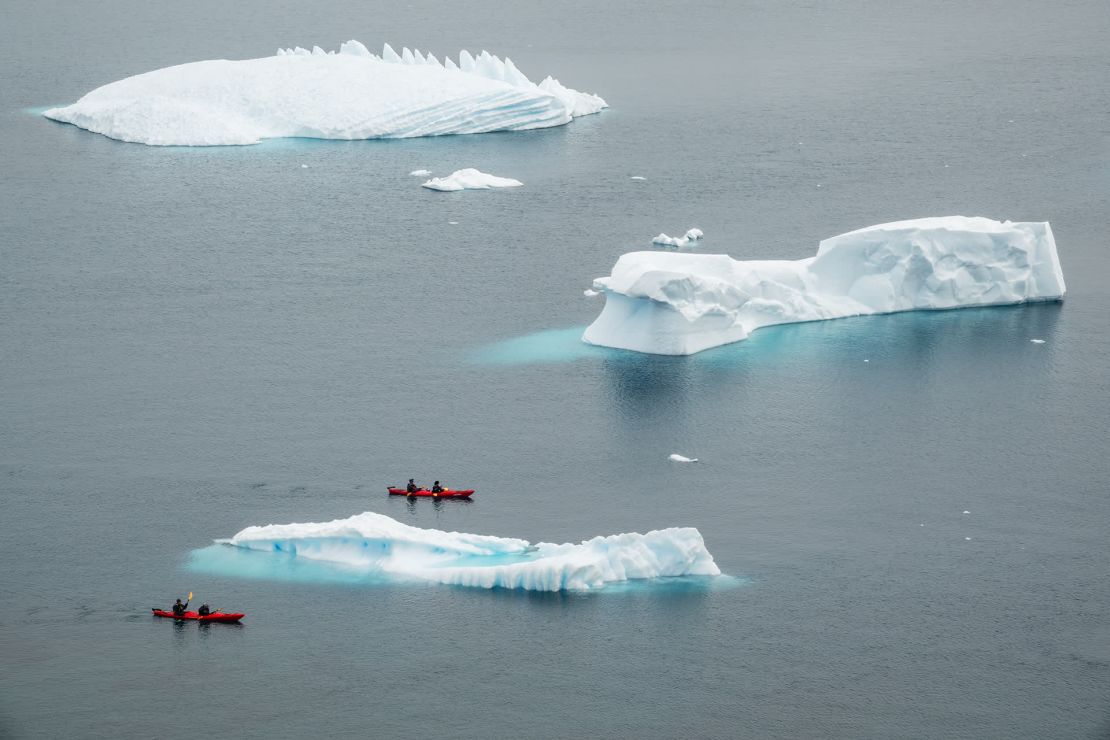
[3,1,1110,738]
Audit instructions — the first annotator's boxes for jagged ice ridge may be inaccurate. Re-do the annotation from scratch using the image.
[44,40,607,146]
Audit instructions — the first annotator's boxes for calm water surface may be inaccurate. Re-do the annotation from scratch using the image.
[2,1,1109,738]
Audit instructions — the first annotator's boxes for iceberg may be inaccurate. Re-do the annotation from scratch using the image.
[43,41,607,146]
[584,217,1066,355]
[669,454,698,463]
[421,168,522,192]
[220,511,720,591]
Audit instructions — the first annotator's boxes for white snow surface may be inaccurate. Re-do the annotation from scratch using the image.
[585,217,1066,355]
[225,511,720,591]
[669,454,698,463]
[44,41,607,146]
[421,168,522,192]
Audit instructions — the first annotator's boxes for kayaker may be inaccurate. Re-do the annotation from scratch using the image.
[432,481,444,493]
[172,598,188,616]
[406,479,419,493]
[197,603,211,616]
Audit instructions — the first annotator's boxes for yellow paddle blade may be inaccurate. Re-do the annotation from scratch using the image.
[188,592,193,601]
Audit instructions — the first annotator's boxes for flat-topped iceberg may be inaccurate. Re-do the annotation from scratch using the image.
[221,511,720,591]
[44,40,607,146]
[584,217,1066,355]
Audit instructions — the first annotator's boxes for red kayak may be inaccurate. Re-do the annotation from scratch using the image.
[152,609,244,623]
[387,487,474,498]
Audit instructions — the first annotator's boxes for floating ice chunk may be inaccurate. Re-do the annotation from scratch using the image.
[221,511,720,592]
[448,221,459,225]
[44,40,607,146]
[585,217,1067,355]
[300,164,308,168]
[422,168,522,192]
[409,169,432,176]
[652,228,703,249]
[669,454,698,463]
[630,176,647,181]
[584,289,600,297]
[1030,338,1045,344]
[652,233,685,247]
[963,510,970,514]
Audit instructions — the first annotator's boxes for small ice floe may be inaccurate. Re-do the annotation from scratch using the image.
[863,359,870,363]
[652,228,705,249]
[409,169,432,176]
[584,288,600,297]
[630,176,647,181]
[448,221,459,225]
[669,453,698,463]
[965,537,972,541]
[422,168,523,192]
[1030,339,1046,344]
[963,510,970,514]
[300,164,309,168]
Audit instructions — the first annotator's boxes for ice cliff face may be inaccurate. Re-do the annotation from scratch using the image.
[224,511,720,591]
[584,217,1066,355]
[44,40,606,146]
